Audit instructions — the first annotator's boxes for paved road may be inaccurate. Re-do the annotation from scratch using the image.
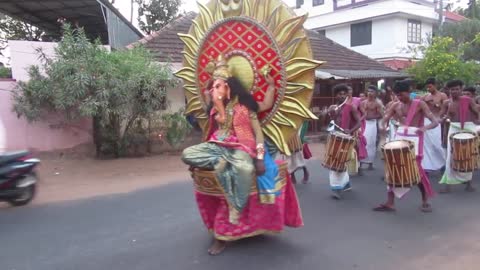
[1,158,479,270]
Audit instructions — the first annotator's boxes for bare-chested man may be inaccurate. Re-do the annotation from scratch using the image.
[462,86,475,98]
[359,92,366,101]
[421,78,448,171]
[360,86,383,169]
[374,80,438,213]
[346,87,367,176]
[439,80,480,193]
[326,84,362,199]
[463,87,480,109]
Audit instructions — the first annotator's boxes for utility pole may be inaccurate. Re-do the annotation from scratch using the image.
[130,0,134,23]
[438,0,444,29]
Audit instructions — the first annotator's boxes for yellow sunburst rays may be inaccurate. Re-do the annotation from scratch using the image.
[174,0,324,155]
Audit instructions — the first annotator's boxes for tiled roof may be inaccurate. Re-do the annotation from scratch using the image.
[318,69,407,79]
[378,59,414,71]
[127,12,196,63]
[445,11,466,22]
[130,12,404,78]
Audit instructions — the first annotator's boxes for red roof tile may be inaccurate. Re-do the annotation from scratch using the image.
[445,11,466,22]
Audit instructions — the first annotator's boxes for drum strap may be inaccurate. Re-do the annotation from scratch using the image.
[399,99,425,157]
[340,104,352,130]
[459,96,470,130]
[403,99,421,134]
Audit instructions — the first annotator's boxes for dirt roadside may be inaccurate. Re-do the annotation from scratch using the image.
[2,143,325,207]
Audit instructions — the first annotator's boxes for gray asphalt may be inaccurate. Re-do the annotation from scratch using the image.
[1,158,479,270]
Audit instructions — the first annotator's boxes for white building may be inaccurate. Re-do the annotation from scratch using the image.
[295,0,464,70]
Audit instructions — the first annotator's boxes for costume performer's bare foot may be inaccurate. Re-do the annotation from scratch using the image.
[208,239,227,256]
[439,186,451,194]
[373,204,396,212]
[331,190,342,200]
[302,167,309,184]
[291,173,297,184]
[420,203,432,213]
[465,183,475,192]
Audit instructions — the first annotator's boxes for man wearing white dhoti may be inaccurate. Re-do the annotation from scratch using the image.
[361,86,383,169]
[422,78,448,171]
[439,80,480,193]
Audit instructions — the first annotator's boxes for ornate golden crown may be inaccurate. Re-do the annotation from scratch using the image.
[206,55,232,81]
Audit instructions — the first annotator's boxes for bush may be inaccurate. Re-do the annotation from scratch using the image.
[0,66,11,78]
[12,23,176,157]
[407,36,480,86]
[161,109,193,149]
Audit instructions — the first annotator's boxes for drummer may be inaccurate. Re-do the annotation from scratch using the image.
[326,84,362,199]
[374,80,438,212]
[439,80,480,193]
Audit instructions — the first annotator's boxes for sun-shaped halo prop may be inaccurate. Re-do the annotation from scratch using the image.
[175,0,324,155]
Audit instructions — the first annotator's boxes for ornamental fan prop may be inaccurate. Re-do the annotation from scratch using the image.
[174,0,324,155]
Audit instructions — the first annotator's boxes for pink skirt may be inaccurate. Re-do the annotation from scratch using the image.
[194,170,304,241]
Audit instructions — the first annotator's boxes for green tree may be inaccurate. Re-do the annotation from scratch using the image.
[438,19,480,61]
[0,14,46,57]
[12,24,176,157]
[0,66,11,78]
[407,36,480,86]
[161,109,192,150]
[456,0,480,19]
[135,0,181,34]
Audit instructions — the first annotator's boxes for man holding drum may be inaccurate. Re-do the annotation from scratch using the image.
[325,84,362,199]
[374,80,438,212]
[439,80,480,193]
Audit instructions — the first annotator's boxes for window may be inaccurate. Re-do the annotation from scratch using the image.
[407,19,422,43]
[318,29,326,36]
[313,0,324,6]
[336,0,353,8]
[351,21,372,47]
[296,0,304,8]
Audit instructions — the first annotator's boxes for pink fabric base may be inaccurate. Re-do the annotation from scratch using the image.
[194,174,304,241]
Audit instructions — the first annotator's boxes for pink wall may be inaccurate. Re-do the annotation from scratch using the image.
[0,80,93,152]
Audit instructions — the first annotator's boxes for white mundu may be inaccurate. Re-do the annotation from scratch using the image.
[422,118,446,170]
